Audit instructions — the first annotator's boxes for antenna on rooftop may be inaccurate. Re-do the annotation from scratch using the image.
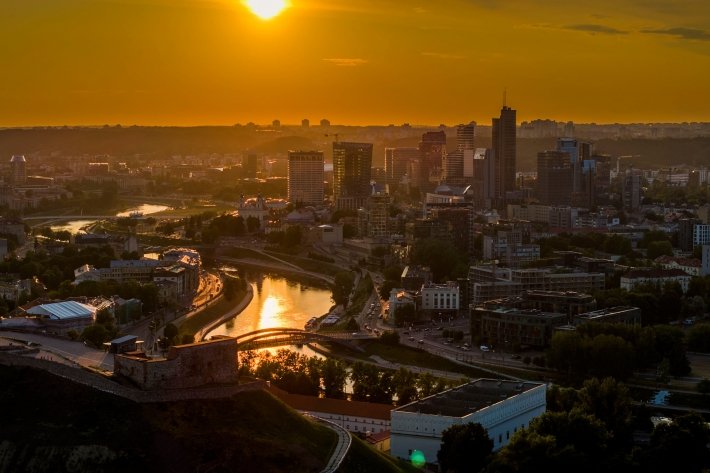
[503,88,507,107]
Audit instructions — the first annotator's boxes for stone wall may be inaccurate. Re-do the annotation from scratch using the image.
[0,352,263,403]
[114,337,239,390]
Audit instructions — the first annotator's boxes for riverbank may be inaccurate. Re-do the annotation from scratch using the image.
[195,283,254,341]
[176,284,254,341]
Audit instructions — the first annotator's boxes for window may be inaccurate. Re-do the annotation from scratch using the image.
[498,434,502,444]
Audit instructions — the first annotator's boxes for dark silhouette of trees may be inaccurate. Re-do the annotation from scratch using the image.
[438,423,493,473]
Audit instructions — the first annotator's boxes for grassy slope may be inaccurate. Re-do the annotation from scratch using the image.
[0,365,339,473]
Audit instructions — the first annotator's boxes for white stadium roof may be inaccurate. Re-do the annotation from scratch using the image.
[26,301,96,320]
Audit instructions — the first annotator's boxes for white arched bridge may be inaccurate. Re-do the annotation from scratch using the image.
[231,327,371,352]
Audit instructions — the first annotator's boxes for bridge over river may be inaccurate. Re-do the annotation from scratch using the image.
[232,327,371,352]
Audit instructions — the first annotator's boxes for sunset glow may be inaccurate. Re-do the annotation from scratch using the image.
[243,0,289,20]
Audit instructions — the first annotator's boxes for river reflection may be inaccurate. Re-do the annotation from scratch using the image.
[210,270,334,338]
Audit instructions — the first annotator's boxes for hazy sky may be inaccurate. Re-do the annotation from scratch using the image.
[1,0,709,126]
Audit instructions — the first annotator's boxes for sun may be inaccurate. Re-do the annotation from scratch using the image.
[243,0,289,20]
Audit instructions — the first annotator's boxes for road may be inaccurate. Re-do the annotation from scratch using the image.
[305,415,352,473]
[0,331,114,371]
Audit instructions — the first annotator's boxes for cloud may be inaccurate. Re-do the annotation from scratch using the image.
[421,52,466,60]
[641,27,710,40]
[564,24,628,34]
[322,58,368,67]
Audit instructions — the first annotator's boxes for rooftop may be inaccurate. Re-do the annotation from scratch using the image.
[26,300,96,320]
[267,385,392,420]
[394,379,543,418]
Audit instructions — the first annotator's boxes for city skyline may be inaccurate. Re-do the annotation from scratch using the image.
[1,0,709,127]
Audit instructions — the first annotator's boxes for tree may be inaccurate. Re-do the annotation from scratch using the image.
[283,225,302,248]
[164,323,179,345]
[410,238,467,282]
[646,240,673,259]
[577,377,633,448]
[687,324,710,353]
[642,413,710,473]
[81,324,109,348]
[320,358,347,399]
[331,271,354,307]
[379,280,396,300]
[489,411,613,473]
[437,423,493,473]
[393,303,416,327]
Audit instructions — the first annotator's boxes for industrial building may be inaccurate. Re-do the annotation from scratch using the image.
[391,379,546,464]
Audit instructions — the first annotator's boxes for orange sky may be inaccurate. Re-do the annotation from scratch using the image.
[1,0,709,126]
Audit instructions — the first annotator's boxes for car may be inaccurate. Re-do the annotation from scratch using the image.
[351,332,358,336]
[402,331,409,335]
[418,339,424,344]
[511,354,521,360]
[462,346,470,351]
[480,345,490,352]
[409,336,415,341]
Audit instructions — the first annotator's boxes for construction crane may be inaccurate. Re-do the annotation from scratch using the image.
[324,133,340,143]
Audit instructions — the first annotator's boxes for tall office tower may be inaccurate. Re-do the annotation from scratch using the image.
[333,142,373,210]
[243,154,258,178]
[301,118,310,128]
[418,131,446,192]
[10,155,26,186]
[444,122,476,185]
[456,122,476,152]
[385,147,419,189]
[536,150,573,205]
[492,106,517,202]
[557,138,592,194]
[366,193,391,239]
[622,169,642,211]
[288,151,324,206]
[679,218,702,252]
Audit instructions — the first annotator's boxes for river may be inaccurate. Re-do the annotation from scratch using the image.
[210,269,334,339]
[49,203,171,234]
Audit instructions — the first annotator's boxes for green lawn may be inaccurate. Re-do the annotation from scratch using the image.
[363,341,495,379]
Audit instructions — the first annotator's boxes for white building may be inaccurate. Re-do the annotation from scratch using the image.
[390,379,546,465]
[620,268,691,293]
[420,282,459,313]
[267,385,391,435]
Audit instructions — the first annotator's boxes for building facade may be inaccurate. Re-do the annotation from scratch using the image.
[391,379,546,464]
[333,142,373,210]
[492,106,517,201]
[287,151,324,206]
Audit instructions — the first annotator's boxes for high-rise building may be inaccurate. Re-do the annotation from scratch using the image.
[443,122,476,186]
[622,170,642,211]
[10,155,26,186]
[492,107,517,202]
[418,131,446,192]
[679,218,702,252]
[301,118,310,128]
[288,151,324,206]
[333,142,373,210]
[243,154,258,178]
[536,151,572,206]
[385,147,418,188]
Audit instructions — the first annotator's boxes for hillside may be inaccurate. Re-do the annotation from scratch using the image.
[0,365,346,473]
